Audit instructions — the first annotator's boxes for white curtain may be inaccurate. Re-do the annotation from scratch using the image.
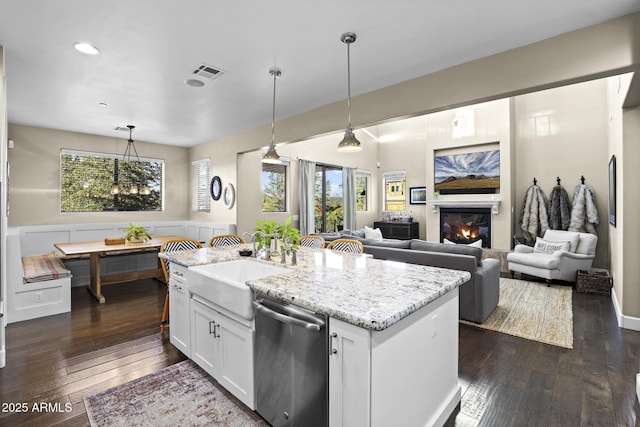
[342,167,356,231]
[299,159,316,236]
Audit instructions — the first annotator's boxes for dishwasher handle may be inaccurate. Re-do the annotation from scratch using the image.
[254,300,325,332]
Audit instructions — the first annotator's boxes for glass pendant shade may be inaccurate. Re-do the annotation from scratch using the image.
[337,125,362,152]
[110,183,121,195]
[140,185,151,195]
[262,144,281,164]
[129,184,139,195]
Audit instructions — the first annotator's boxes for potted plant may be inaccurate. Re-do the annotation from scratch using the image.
[124,223,153,243]
[277,216,300,256]
[253,220,278,258]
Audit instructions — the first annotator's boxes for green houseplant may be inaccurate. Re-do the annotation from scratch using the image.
[253,220,278,251]
[124,223,153,243]
[277,216,300,256]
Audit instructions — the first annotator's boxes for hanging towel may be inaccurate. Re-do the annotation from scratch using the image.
[549,184,571,230]
[519,184,550,245]
[569,184,599,234]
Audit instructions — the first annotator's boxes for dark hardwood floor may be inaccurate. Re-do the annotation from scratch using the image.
[2,279,640,426]
[0,280,186,426]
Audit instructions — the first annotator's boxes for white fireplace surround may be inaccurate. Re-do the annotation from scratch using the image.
[428,199,501,215]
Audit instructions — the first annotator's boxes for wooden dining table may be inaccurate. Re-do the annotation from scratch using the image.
[54,236,186,303]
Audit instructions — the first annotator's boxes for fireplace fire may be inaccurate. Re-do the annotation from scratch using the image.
[440,207,491,248]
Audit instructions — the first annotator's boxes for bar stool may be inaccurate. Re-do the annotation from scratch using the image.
[208,234,245,247]
[326,238,364,254]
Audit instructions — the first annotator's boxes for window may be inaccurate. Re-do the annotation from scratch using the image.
[192,158,210,212]
[262,161,287,212]
[60,149,163,212]
[356,171,369,211]
[383,170,406,211]
[315,165,343,232]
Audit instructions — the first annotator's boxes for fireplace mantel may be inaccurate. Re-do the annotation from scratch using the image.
[428,199,501,215]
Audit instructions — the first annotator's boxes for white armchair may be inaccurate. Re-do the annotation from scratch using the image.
[507,230,598,282]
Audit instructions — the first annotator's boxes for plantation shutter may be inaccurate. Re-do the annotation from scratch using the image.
[192,158,211,212]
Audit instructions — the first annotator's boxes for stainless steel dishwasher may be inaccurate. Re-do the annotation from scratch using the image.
[254,296,328,427]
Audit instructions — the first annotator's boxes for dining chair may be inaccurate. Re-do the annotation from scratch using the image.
[208,234,245,248]
[299,235,325,249]
[326,238,364,254]
[160,238,202,333]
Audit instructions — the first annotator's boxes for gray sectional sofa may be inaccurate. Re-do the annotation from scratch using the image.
[317,231,500,323]
[364,240,500,323]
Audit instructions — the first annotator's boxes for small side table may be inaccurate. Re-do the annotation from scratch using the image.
[576,269,612,296]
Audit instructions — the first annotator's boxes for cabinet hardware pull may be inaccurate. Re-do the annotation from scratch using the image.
[330,332,338,355]
[214,324,220,338]
[209,320,215,335]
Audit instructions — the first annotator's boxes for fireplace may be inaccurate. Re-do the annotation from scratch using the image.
[440,207,492,248]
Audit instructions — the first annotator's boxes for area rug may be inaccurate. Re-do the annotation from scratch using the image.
[84,360,267,427]
[460,278,573,349]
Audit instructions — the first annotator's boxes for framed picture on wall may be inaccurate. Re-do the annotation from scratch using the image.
[409,187,427,204]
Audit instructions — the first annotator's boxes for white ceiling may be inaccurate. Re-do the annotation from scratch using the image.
[1,1,639,147]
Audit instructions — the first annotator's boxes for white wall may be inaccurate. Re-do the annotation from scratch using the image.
[7,124,191,226]
[514,79,610,267]
[423,99,513,250]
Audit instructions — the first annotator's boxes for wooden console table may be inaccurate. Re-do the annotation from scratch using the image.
[373,221,419,240]
[54,236,184,303]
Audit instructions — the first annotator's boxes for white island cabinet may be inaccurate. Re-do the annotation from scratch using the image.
[190,295,255,410]
[160,246,470,427]
[329,288,460,427]
[168,264,191,356]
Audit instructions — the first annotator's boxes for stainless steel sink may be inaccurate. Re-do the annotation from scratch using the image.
[187,259,289,320]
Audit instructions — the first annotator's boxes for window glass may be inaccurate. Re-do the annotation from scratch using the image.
[383,171,406,211]
[262,162,287,212]
[192,158,210,212]
[315,165,343,232]
[60,149,163,212]
[356,172,368,211]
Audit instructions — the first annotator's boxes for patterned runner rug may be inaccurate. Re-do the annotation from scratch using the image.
[84,360,267,426]
[461,278,573,349]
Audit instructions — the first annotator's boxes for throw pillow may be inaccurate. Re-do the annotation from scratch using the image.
[443,238,483,248]
[364,225,383,240]
[533,237,571,254]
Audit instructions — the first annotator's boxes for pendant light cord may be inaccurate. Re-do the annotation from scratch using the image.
[346,41,352,128]
[271,70,277,147]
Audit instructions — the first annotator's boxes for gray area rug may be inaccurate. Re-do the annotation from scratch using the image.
[461,278,573,349]
[84,360,267,426]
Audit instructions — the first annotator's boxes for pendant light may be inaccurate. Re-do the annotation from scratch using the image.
[262,68,282,164]
[337,32,362,152]
[111,125,150,195]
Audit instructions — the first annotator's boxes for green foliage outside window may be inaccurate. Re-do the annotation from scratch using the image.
[262,163,286,212]
[61,151,163,212]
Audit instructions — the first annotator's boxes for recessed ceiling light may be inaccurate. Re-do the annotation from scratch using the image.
[185,78,205,87]
[73,42,100,55]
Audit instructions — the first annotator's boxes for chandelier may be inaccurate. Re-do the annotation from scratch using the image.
[110,125,151,196]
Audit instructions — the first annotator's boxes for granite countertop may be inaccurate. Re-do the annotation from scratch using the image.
[159,246,470,331]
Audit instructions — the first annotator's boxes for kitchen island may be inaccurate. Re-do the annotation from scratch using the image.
[160,246,470,427]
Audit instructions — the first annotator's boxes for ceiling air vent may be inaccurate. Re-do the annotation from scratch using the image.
[192,63,224,80]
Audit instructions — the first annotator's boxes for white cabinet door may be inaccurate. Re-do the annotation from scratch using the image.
[169,278,190,356]
[329,318,371,427]
[215,312,255,409]
[190,298,219,378]
[189,296,256,410]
